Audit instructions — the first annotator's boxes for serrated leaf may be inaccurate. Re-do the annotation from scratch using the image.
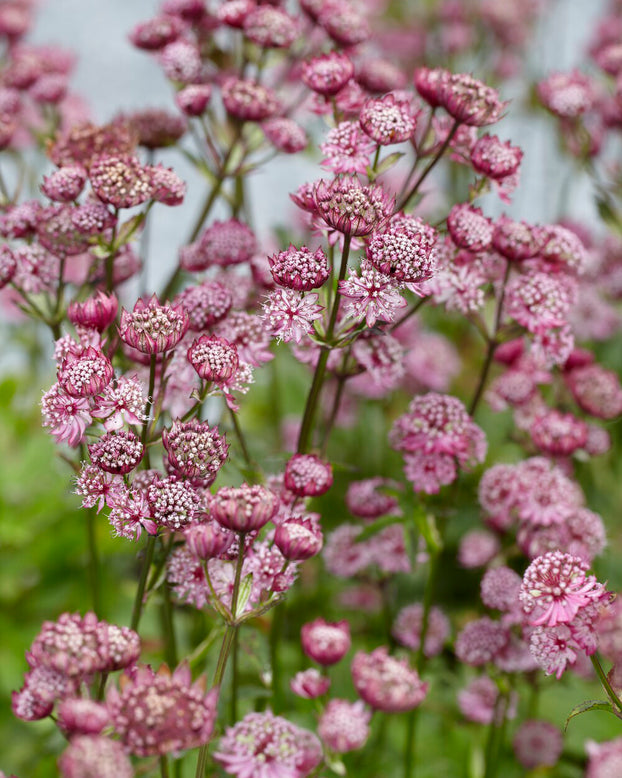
[355,514,405,543]
[564,699,614,731]
[234,573,254,621]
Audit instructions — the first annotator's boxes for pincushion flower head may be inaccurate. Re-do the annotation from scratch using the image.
[269,245,329,291]
[211,483,279,533]
[242,6,298,49]
[58,734,133,778]
[537,69,597,118]
[275,516,323,561]
[162,418,228,481]
[447,203,493,252]
[283,453,333,497]
[221,76,281,122]
[318,699,371,753]
[214,710,322,778]
[366,213,437,283]
[413,66,450,108]
[438,72,507,126]
[359,93,417,145]
[67,291,118,332]
[57,346,114,398]
[312,176,394,237]
[301,51,354,96]
[320,120,375,175]
[107,663,218,757]
[351,647,428,712]
[88,153,153,209]
[520,550,610,627]
[119,295,189,354]
[470,134,523,180]
[89,431,144,475]
[301,618,351,665]
[187,334,240,384]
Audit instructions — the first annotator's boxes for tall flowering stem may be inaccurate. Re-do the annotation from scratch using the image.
[591,654,622,715]
[86,507,101,616]
[483,687,511,778]
[130,534,157,632]
[297,235,352,454]
[398,120,461,211]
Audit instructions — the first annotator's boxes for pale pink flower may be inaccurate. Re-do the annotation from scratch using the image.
[320,120,375,175]
[339,260,407,327]
[262,288,323,343]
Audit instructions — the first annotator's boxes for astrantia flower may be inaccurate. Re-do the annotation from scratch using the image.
[301,51,354,96]
[339,261,407,327]
[196,218,256,269]
[413,66,450,108]
[275,517,323,561]
[162,418,228,482]
[68,292,118,332]
[12,665,76,722]
[529,409,588,456]
[506,271,575,334]
[147,477,198,531]
[262,118,308,154]
[243,6,298,49]
[262,288,323,343]
[366,213,438,284]
[58,735,133,778]
[439,72,506,126]
[57,698,110,736]
[214,710,322,778]
[187,334,240,383]
[520,550,609,627]
[301,619,351,666]
[176,280,233,332]
[359,93,416,145]
[176,83,212,116]
[107,486,158,540]
[566,364,622,419]
[221,77,280,121]
[57,346,114,398]
[455,618,509,666]
[318,0,370,46]
[318,699,371,753]
[458,676,505,725]
[512,720,563,769]
[470,134,523,180]
[491,216,542,261]
[89,430,144,476]
[313,177,394,237]
[392,603,450,656]
[457,529,501,568]
[290,668,330,699]
[351,648,428,712]
[88,154,153,209]
[283,454,333,497]
[159,39,202,84]
[345,477,401,520]
[211,483,278,533]
[149,163,186,206]
[480,567,522,613]
[269,245,330,292]
[0,245,16,289]
[129,14,185,51]
[74,464,124,514]
[107,663,218,757]
[119,295,189,354]
[447,203,493,252]
[41,164,87,202]
[537,69,597,118]
[92,376,147,432]
[320,120,375,175]
[41,383,92,447]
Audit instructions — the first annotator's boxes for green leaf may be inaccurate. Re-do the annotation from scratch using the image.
[596,196,622,235]
[564,699,615,731]
[355,514,405,543]
[114,211,146,249]
[368,151,404,180]
[234,573,254,620]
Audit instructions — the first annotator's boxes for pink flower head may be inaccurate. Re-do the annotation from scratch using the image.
[345,477,401,520]
[566,364,622,419]
[159,39,202,84]
[243,6,298,49]
[176,83,212,116]
[269,245,329,291]
[128,110,189,149]
[41,383,91,447]
[439,72,507,126]
[214,710,322,778]
[262,288,323,343]
[211,483,278,533]
[339,261,407,327]
[470,134,523,180]
[537,69,597,119]
[68,291,118,332]
[301,51,354,97]
[318,699,371,753]
[290,668,330,699]
[217,1,256,28]
[366,213,437,283]
[301,618,351,665]
[529,409,588,456]
[512,720,564,769]
[57,346,113,398]
[447,203,493,252]
[357,57,407,93]
[455,617,509,666]
[184,520,234,561]
[480,566,522,613]
[88,430,144,475]
[107,663,218,756]
[262,118,308,154]
[359,93,416,145]
[313,177,394,237]
[194,218,256,269]
[119,295,188,354]
[129,15,185,51]
[275,516,323,561]
[0,245,17,289]
[539,224,587,274]
[458,530,501,568]
[283,453,333,497]
[320,120,375,175]
[221,76,281,122]
[74,463,124,513]
[413,66,450,108]
[57,698,110,736]
[505,271,574,333]
[392,603,450,657]
[148,164,186,206]
[491,216,542,261]
[458,676,505,725]
[58,735,133,778]
[88,154,153,209]
[520,550,609,628]
[318,1,370,47]
[41,164,87,202]
[147,477,198,531]
[176,280,232,331]
[162,418,228,482]
[92,375,148,432]
[187,334,240,383]
[12,664,76,722]
[351,647,428,712]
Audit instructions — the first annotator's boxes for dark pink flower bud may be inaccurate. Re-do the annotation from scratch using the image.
[184,520,234,560]
[41,165,87,202]
[243,6,298,49]
[351,647,428,712]
[492,216,542,261]
[318,1,370,47]
[119,295,189,354]
[439,72,507,127]
[58,346,114,398]
[128,15,186,51]
[413,66,450,108]
[187,335,239,384]
[283,454,333,497]
[162,418,228,481]
[470,134,523,180]
[221,77,281,122]
[301,618,351,665]
[211,483,279,533]
[217,0,256,28]
[176,84,212,116]
[360,94,416,145]
[68,292,118,332]
[290,668,331,699]
[57,698,110,736]
[268,245,329,292]
[447,203,493,252]
[313,176,394,237]
[275,516,323,561]
[89,431,144,475]
[148,164,186,206]
[301,51,354,97]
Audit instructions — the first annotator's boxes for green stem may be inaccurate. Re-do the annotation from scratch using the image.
[130,534,157,631]
[398,120,461,211]
[483,690,510,778]
[591,654,622,714]
[160,755,170,778]
[228,406,255,472]
[230,628,239,725]
[86,508,101,616]
[161,578,179,667]
[142,354,157,465]
[297,235,351,454]
[270,604,285,714]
